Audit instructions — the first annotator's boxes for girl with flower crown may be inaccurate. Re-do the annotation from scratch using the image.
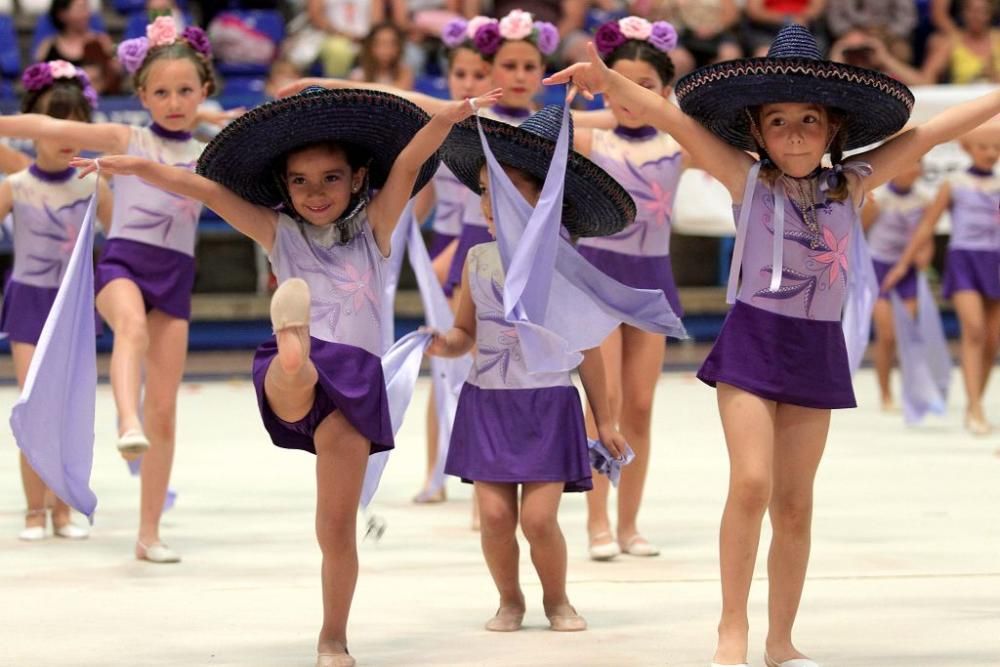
[570,15,692,562]
[0,15,214,563]
[547,24,1000,667]
[0,61,111,541]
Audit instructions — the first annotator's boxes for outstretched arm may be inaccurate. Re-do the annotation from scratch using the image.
[544,43,753,198]
[0,115,130,155]
[70,156,279,252]
[277,77,457,115]
[857,91,1000,192]
[368,88,502,255]
[880,183,950,291]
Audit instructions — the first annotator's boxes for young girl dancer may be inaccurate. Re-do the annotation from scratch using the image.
[0,16,214,562]
[547,24,1000,667]
[884,124,1000,435]
[1,61,110,541]
[862,160,933,411]
[74,86,500,667]
[430,104,661,633]
[575,15,687,561]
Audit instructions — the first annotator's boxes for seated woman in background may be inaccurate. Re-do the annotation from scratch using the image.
[350,21,415,89]
[34,0,120,94]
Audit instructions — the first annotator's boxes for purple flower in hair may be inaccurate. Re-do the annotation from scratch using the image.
[76,71,99,110]
[473,22,503,56]
[118,37,150,74]
[442,18,468,48]
[534,21,559,55]
[21,63,54,91]
[648,21,678,52]
[181,26,212,58]
[594,22,626,56]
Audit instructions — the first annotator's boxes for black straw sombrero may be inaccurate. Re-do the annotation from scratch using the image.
[197,88,439,208]
[675,24,914,151]
[440,105,636,238]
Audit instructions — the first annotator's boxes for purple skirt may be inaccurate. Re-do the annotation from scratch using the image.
[445,224,493,295]
[95,238,195,321]
[445,383,592,492]
[252,336,394,455]
[428,231,457,261]
[872,259,918,301]
[577,246,684,317]
[942,248,1000,300]
[697,300,856,409]
[0,280,57,345]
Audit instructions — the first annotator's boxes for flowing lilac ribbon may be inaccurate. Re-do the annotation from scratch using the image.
[403,214,471,494]
[380,201,413,354]
[891,273,951,424]
[842,217,879,375]
[726,162,763,304]
[10,188,99,521]
[478,109,686,373]
[360,330,431,507]
[587,438,635,488]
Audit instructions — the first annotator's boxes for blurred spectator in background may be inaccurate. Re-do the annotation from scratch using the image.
[741,0,828,57]
[34,0,120,94]
[827,0,917,64]
[147,0,187,30]
[350,21,414,87]
[648,0,742,79]
[297,0,382,77]
[265,58,305,99]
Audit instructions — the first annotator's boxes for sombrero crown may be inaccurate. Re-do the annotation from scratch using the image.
[675,24,914,151]
[197,87,438,209]
[440,105,636,238]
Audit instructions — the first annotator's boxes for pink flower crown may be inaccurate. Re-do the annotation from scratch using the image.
[441,10,559,57]
[117,16,212,75]
[21,60,99,110]
[594,16,678,57]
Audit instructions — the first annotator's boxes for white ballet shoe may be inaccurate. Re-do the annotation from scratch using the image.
[18,526,46,541]
[136,541,181,563]
[270,278,311,331]
[765,653,819,667]
[316,653,355,667]
[484,607,525,632]
[620,534,660,557]
[117,429,150,456]
[54,522,90,540]
[588,531,621,561]
[546,605,587,632]
[710,663,749,667]
[965,414,992,436]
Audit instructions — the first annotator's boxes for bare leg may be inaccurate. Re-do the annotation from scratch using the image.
[871,299,896,408]
[313,411,370,659]
[615,325,665,553]
[952,291,991,429]
[979,299,1000,401]
[12,342,47,531]
[584,326,623,552]
[414,383,445,502]
[713,383,777,666]
[764,404,830,663]
[475,481,525,629]
[136,311,188,550]
[96,279,150,445]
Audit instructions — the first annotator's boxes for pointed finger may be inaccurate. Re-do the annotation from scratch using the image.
[566,85,578,104]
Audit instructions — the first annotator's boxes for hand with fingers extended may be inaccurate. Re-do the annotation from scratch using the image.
[543,42,615,102]
[438,88,503,124]
[69,155,146,179]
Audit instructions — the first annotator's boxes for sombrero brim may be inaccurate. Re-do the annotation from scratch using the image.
[675,57,914,151]
[196,88,438,208]
[439,116,636,238]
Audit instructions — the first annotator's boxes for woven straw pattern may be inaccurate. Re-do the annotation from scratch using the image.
[197,88,438,208]
[440,107,636,238]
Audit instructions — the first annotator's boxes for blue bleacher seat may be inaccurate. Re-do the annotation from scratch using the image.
[124,11,194,40]
[220,75,266,97]
[31,12,107,60]
[413,74,448,100]
[0,16,20,79]
[112,0,187,15]
[213,10,285,77]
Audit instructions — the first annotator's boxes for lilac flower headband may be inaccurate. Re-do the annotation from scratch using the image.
[594,16,678,57]
[117,16,212,75]
[21,60,99,110]
[441,10,559,57]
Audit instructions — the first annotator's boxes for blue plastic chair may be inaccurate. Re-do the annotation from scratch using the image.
[213,10,285,77]
[0,16,20,79]
[31,12,107,60]
[112,0,187,14]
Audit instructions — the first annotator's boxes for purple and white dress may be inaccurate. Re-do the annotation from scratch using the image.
[868,183,929,300]
[577,126,685,316]
[941,167,1000,300]
[445,242,592,492]
[94,124,204,320]
[697,169,861,409]
[444,105,532,295]
[251,212,394,455]
[1,165,97,344]
[428,163,466,262]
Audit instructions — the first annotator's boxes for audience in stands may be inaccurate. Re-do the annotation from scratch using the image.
[33,0,119,94]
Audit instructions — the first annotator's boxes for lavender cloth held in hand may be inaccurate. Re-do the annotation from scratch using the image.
[587,438,635,488]
[10,191,99,521]
[891,273,951,424]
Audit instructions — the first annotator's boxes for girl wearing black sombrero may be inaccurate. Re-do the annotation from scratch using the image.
[546,24,1000,667]
[73,85,501,667]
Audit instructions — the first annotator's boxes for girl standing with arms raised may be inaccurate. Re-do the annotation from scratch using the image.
[1,61,111,541]
[0,16,214,562]
[547,24,1000,666]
